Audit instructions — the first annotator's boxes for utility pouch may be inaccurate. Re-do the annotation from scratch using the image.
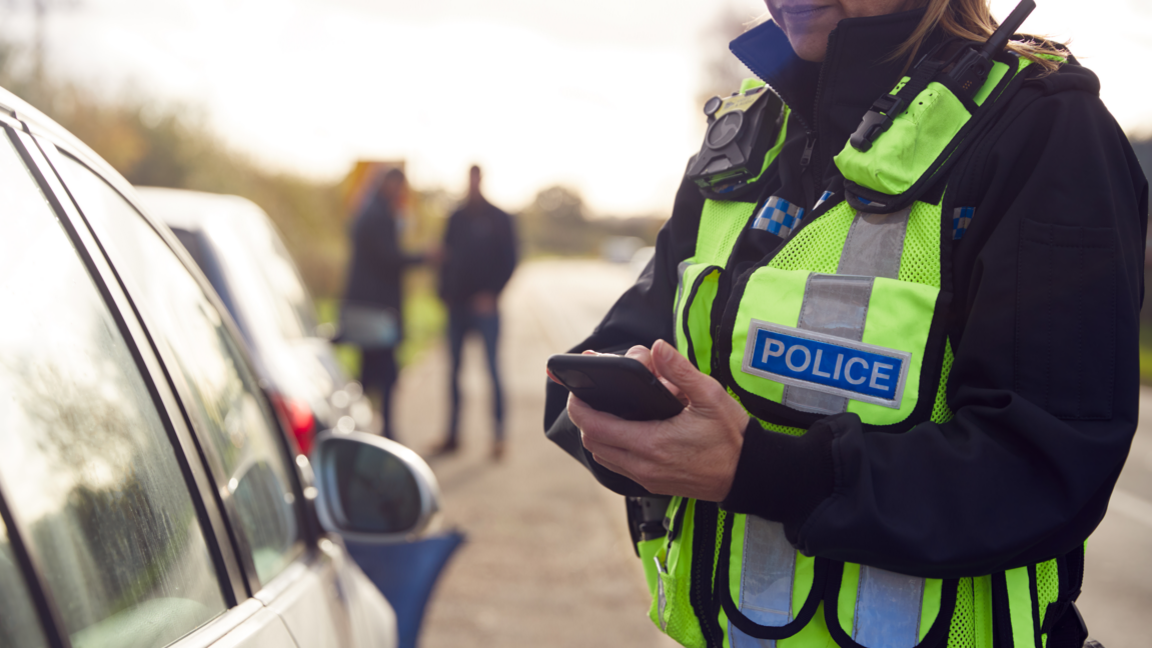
[822,561,958,648]
[715,512,827,642]
[835,53,1034,215]
[713,201,948,431]
[675,263,725,373]
[645,497,709,648]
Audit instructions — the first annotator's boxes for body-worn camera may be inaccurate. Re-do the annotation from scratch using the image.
[685,85,784,199]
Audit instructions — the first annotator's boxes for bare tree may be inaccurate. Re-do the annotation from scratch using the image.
[2,0,80,86]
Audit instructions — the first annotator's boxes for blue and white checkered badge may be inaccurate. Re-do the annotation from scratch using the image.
[752,196,805,238]
[953,207,975,240]
[813,190,834,210]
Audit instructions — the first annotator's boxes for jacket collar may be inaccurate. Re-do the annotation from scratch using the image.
[730,8,931,151]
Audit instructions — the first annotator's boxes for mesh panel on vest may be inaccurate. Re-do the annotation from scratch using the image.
[930,341,956,424]
[731,385,807,438]
[899,201,944,288]
[1036,558,1060,629]
[713,510,727,582]
[698,201,756,264]
[947,577,977,648]
[662,504,704,648]
[758,418,806,437]
[768,202,855,273]
[664,581,700,646]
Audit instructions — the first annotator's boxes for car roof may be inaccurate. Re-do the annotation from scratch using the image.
[0,86,126,189]
[134,186,266,233]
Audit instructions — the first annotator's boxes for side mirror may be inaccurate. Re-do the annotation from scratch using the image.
[311,431,441,542]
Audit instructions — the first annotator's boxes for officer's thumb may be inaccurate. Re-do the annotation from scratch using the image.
[652,339,714,403]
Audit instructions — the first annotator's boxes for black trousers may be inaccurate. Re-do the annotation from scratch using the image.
[361,347,398,439]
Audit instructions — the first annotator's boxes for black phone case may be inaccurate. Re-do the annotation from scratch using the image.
[547,353,685,421]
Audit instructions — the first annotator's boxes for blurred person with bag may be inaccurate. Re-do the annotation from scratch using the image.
[434,165,518,459]
[341,167,425,440]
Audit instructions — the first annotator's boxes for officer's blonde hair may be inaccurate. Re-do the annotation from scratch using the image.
[894,0,1066,74]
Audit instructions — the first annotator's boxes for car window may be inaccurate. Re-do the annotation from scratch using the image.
[55,154,303,587]
[0,133,225,647]
[0,518,49,648]
[208,207,317,342]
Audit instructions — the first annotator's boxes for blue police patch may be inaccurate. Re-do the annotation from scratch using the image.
[741,320,911,409]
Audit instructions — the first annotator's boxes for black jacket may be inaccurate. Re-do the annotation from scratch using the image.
[544,9,1148,579]
[343,194,422,338]
[438,198,518,305]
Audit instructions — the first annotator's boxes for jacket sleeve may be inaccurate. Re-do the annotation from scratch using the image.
[722,68,1149,578]
[543,176,703,495]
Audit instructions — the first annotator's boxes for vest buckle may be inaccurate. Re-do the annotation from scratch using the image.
[850,94,906,152]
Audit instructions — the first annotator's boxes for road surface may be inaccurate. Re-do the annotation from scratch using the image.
[391,259,1150,648]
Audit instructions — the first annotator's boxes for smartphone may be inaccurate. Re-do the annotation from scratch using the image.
[547,353,685,421]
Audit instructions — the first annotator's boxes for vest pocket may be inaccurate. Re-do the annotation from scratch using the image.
[676,264,725,373]
[649,497,709,648]
[724,266,939,428]
[822,561,958,648]
[716,512,827,642]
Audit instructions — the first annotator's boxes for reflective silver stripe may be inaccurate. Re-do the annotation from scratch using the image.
[673,260,691,351]
[730,624,775,648]
[728,518,795,647]
[782,274,873,414]
[853,565,924,648]
[816,209,923,642]
[740,518,795,624]
[837,207,911,279]
[654,556,668,632]
[781,207,911,414]
[798,274,873,341]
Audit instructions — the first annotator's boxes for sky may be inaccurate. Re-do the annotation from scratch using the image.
[2,0,1150,217]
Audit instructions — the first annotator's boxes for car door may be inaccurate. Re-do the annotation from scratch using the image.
[29,128,396,648]
[0,110,298,648]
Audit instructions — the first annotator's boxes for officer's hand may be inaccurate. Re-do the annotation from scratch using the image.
[618,345,688,404]
[569,339,749,502]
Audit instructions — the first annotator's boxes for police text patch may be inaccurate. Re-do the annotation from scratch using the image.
[741,320,911,409]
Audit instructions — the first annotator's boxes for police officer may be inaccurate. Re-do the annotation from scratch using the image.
[544,0,1147,646]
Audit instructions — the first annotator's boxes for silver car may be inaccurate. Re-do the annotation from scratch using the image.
[0,87,436,648]
[133,187,374,455]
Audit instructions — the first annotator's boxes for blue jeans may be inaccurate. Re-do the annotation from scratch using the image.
[447,306,504,441]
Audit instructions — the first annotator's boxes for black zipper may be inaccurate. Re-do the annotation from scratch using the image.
[800,28,838,213]
[730,26,840,214]
[689,500,723,647]
[799,134,817,168]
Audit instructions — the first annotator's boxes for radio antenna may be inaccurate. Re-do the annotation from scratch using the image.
[981,0,1036,59]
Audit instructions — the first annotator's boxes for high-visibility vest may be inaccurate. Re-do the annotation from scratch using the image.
[638,54,1084,648]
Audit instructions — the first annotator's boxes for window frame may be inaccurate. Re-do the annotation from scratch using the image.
[0,116,315,648]
[0,120,240,648]
[27,131,319,592]
[0,115,71,648]
[0,99,334,648]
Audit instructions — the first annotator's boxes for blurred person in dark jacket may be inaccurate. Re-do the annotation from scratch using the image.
[435,165,518,459]
[341,167,424,440]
